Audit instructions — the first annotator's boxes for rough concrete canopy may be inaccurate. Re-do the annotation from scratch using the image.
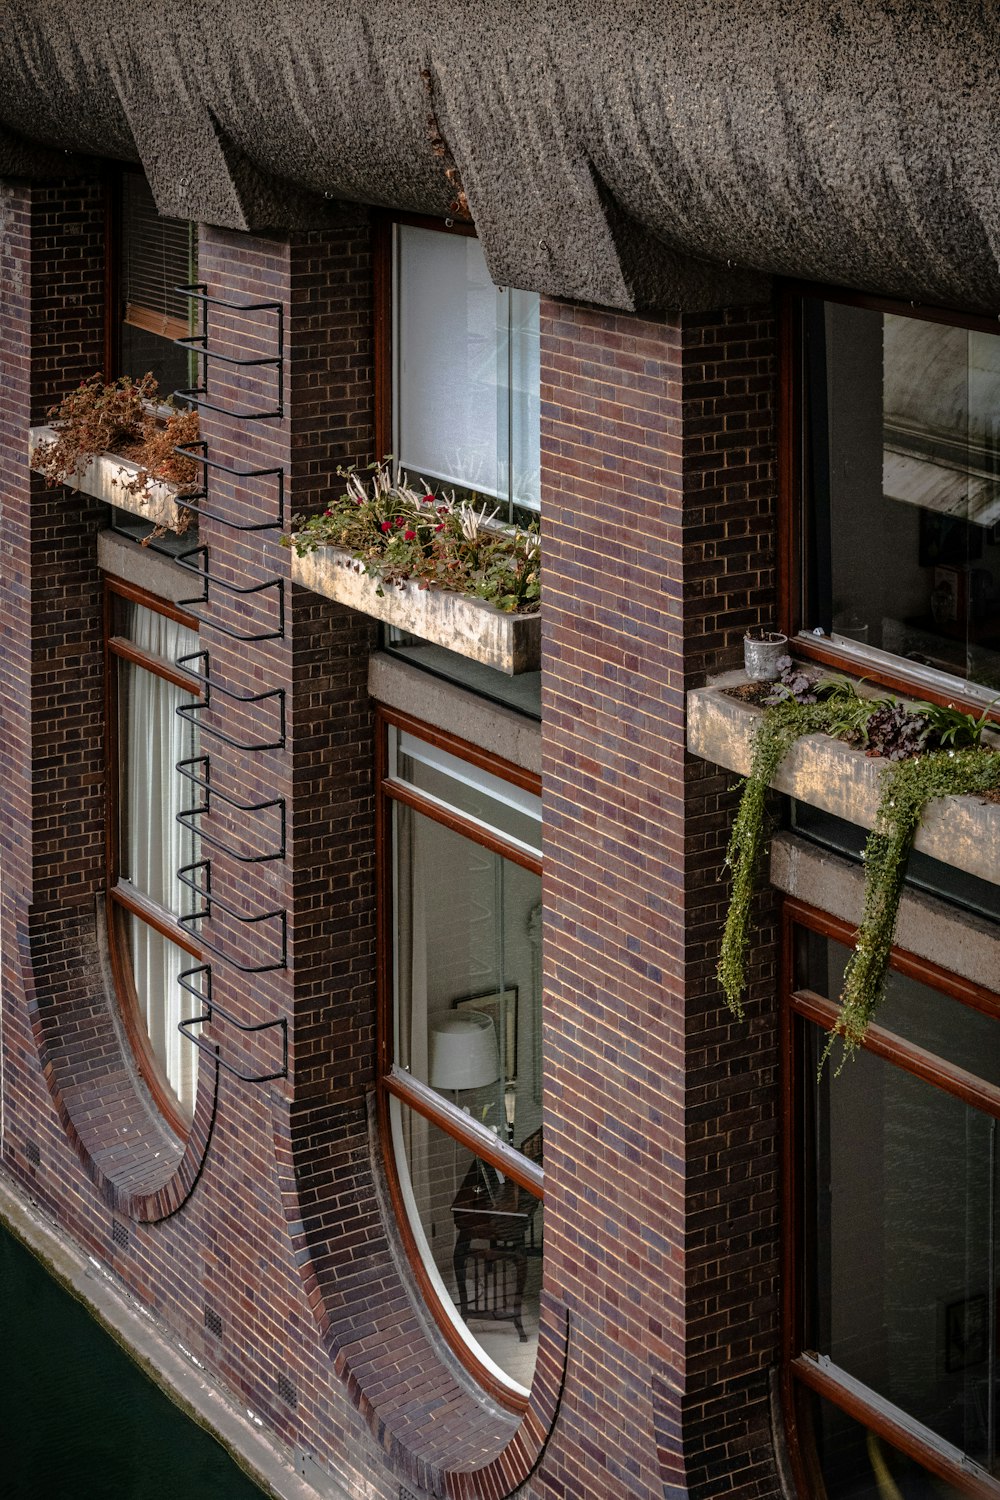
[1,0,998,311]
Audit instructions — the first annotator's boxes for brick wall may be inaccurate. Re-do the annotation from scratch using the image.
[537,301,782,1500]
[0,180,788,1500]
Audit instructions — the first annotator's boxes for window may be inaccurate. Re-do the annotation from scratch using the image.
[376,709,543,1402]
[786,292,1000,708]
[105,582,201,1131]
[387,219,541,523]
[116,172,197,396]
[784,902,1000,1497]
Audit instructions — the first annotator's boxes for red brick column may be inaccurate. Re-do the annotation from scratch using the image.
[537,302,782,1500]
[0,178,115,1200]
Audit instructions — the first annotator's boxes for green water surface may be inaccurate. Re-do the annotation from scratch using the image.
[0,1221,266,1499]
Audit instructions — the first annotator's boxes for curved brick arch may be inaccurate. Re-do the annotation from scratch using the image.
[270,1096,569,1498]
[20,900,220,1223]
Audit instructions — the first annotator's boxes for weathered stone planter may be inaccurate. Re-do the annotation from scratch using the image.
[291,546,541,676]
[29,425,189,532]
[687,671,1000,888]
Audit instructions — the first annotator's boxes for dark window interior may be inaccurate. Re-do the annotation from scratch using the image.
[801,298,1000,696]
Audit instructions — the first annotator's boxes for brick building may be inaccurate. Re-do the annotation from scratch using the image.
[1,7,999,1499]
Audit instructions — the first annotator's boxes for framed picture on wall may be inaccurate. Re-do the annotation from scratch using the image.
[454,988,517,1083]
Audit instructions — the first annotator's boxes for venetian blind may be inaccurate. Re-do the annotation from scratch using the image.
[122,175,195,338]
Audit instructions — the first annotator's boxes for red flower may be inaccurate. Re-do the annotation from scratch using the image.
[404,529,416,541]
[395,517,405,528]
[434,523,444,532]
[324,509,332,516]
[380,521,391,533]
[424,494,435,503]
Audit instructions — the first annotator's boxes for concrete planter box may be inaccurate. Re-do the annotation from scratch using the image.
[29,425,189,532]
[291,546,541,676]
[687,671,1000,889]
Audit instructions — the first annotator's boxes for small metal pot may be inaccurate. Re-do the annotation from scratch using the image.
[744,632,788,682]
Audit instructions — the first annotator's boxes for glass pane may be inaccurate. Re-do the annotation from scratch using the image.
[396,226,500,499]
[805,1390,973,1498]
[394,226,541,520]
[382,629,542,720]
[508,288,540,511]
[393,800,543,1154]
[121,911,199,1120]
[390,1097,541,1391]
[389,726,541,855]
[803,299,1000,695]
[800,932,1000,1087]
[804,1017,999,1469]
[790,802,1000,925]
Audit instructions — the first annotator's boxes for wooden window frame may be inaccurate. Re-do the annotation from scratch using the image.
[374,703,543,1408]
[104,577,202,1139]
[777,279,1000,723]
[780,896,1000,1498]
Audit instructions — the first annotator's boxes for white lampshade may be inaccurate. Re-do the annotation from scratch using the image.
[429,1012,500,1091]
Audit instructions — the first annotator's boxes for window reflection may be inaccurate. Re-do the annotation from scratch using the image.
[803,300,1000,693]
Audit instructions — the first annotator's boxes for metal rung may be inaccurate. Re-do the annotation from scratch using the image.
[174,653,285,751]
[176,700,285,754]
[177,861,287,973]
[177,805,284,865]
[174,545,286,643]
[176,754,285,831]
[168,443,285,531]
[177,965,288,1084]
[174,283,284,420]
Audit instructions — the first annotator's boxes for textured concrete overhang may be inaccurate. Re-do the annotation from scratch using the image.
[1,2,1000,313]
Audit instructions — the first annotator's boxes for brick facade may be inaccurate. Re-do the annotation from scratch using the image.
[1,182,786,1500]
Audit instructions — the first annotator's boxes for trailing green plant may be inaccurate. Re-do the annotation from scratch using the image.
[717,678,873,1013]
[718,663,1000,1064]
[282,460,540,614]
[32,373,200,534]
[825,745,1000,1070]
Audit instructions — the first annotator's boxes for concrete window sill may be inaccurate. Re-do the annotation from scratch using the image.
[687,671,1000,890]
[29,425,189,532]
[290,545,541,676]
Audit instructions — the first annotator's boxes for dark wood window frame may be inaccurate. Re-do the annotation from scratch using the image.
[104,577,202,1139]
[777,280,1000,723]
[374,703,543,1409]
[780,896,1000,1498]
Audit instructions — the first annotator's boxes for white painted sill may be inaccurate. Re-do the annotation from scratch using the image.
[29,425,189,532]
[687,670,1000,889]
[290,545,541,676]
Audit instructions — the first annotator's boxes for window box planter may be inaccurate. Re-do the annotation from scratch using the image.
[290,546,541,676]
[687,671,1000,889]
[29,425,189,533]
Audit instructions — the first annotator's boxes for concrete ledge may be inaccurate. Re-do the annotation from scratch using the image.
[770,833,1000,992]
[291,546,540,676]
[369,653,541,774]
[687,676,1000,889]
[30,425,189,532]
[0,1172,349,1500]
[97,530,194,607]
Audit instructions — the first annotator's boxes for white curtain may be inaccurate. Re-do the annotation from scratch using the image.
[125,606,199,1117]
